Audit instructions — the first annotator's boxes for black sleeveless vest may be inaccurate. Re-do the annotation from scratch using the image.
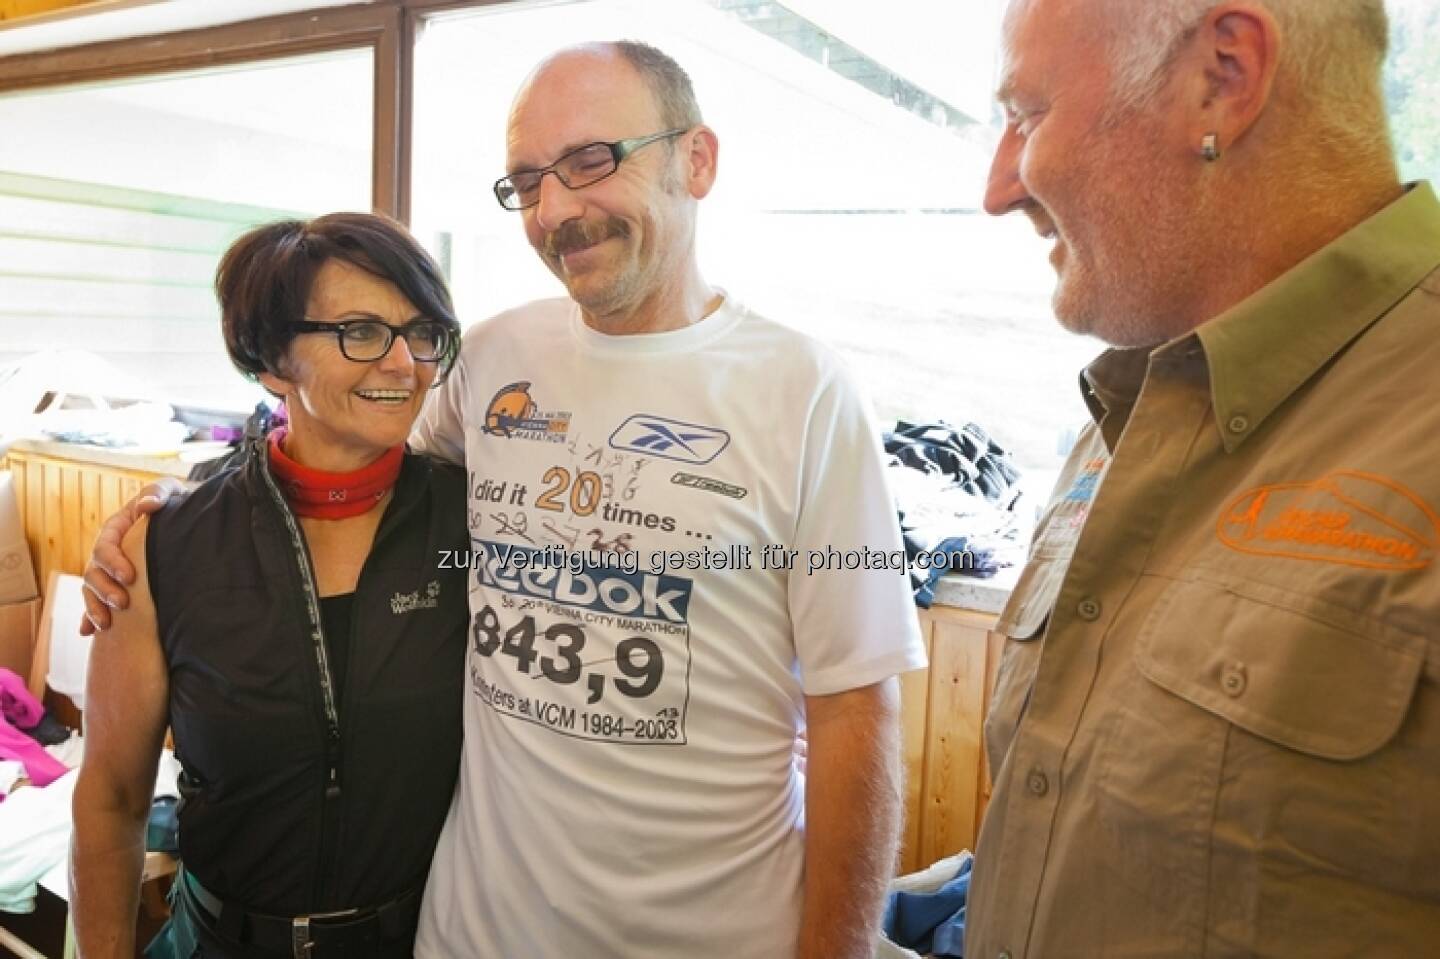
[147,442,469,914]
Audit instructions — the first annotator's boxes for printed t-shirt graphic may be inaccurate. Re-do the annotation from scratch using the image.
[467,537,695,744]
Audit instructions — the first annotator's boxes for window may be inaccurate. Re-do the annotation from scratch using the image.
[1387,0,1440,184]
[0,49,372,412]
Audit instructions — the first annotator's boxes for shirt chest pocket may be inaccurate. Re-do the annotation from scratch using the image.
[984,556,1063,776]
[1103,572,1438,901]
[1136,574,1424,760]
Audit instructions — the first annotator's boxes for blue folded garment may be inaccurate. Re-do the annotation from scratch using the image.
[910,536,1000,608]
[882,856,972,957]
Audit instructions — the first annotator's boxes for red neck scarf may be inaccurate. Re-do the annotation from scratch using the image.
[267,429,404,520]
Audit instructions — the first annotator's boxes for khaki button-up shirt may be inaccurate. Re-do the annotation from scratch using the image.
[967,182,1440,958]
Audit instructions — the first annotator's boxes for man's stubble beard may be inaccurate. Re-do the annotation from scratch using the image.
[567,233,649,319]
[1052,136,1202,349]
[583,160,692,318]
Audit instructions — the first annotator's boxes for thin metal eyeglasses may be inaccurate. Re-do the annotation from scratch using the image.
[287,317,455,364]
[493,128,688,211]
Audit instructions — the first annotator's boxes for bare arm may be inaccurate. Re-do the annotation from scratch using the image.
[71,516,169,959]
[79,478,182,634]
[798,678,902,959]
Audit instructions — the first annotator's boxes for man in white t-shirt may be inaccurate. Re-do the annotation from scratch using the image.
[409,40,925,959]
[83,40,926,958]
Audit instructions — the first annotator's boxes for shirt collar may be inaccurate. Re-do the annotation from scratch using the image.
[1080,347,1149,452]
[1196,181,1440,452]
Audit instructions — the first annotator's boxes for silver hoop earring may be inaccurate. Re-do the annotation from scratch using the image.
[1201,133,1221,162]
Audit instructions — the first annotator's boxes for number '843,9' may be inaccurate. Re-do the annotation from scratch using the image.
[471,605,664,704]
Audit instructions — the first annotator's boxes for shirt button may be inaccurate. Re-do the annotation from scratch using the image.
[1227,414,1250,434]
[1027,768,1049,797]
[1076,597,1102,621]
[1221,663,1248,697]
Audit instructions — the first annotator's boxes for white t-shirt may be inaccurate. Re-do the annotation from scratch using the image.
[412,295,926,958]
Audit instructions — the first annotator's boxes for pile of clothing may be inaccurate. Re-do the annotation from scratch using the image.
[0,666,181,914]
[884,421,1026,608]
[0,668,71,799]
[1,667,83,915]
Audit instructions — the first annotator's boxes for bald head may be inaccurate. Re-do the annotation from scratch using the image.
[514,41,701,138]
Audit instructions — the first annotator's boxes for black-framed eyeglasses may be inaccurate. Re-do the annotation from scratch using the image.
[493,128,689,211]
[287,317,455,364]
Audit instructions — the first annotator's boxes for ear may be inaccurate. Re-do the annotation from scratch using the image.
[682,125,719,199]
[1183,3,1280,159]
[257,370,293,398]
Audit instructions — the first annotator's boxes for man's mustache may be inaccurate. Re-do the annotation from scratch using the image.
[543,218,630,257]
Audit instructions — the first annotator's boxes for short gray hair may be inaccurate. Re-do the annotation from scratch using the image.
[610,40,703,130]
[1103,0,1389,124]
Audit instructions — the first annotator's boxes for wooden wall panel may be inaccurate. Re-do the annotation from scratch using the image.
[99,473,123,524]
[8,456,25,527]
[900,605,1005,874]
[22,458,43,596]
[5,449,174,600]
[59,468,83,576]
[917,615,991,869]
[40,462,62,592]
[80,470,102,566]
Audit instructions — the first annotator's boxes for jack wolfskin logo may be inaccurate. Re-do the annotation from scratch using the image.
[391,580,441,614]
[609,415,730,465]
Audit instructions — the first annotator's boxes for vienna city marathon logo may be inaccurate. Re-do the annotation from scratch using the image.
[482,380,571,442]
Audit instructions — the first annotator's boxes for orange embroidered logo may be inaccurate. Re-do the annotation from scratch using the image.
[1218,471,1438,570]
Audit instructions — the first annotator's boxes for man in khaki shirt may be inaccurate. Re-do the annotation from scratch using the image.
[972,0,1440,955]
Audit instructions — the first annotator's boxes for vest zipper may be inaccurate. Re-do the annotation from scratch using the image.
[256,447,344,908]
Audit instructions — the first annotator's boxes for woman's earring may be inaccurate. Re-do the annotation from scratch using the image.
[1201,133,1221,162]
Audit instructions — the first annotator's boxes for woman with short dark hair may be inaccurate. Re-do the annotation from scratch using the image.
[71,213,470,958]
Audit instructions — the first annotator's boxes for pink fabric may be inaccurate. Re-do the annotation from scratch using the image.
[0,668,67,788]
[0,667,43,729]
[0,716,67,788]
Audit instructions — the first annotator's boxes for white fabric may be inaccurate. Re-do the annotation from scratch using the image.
[153,747,181,799]
[412,296,926,958]
[0,760,24,797]
[0,768,76,914]
[891,850,973,895]
[44,573,91,710]
[44,730,84,768]
[37,858,67,902]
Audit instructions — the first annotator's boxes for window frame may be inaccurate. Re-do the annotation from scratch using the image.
[0,0,521,221]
